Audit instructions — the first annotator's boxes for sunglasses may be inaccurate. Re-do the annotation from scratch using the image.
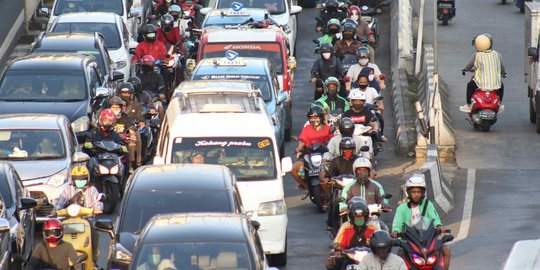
[44,229,62,238]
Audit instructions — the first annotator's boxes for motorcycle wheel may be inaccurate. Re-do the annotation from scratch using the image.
[501,0,506,4]
[442,17,449,25]
[103,182,119,214]
[310,185,326,213]
[480,123,491,132]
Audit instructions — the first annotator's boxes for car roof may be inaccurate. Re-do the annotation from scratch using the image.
[0,114,66,129]
[131,164,234,191]
[142,213,251,243]
[32,32,100,52]
[7,53,92,70]
[206,7,268,19]
[172,80,261,97]
[205,28,282,42]
[195,57,270,75]
[54,12,120,23]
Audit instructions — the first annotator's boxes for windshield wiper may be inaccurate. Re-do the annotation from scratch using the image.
[61,98,85,102]
[0,98,66,102]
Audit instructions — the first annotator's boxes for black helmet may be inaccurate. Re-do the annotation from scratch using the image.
[370,230,393,258]
[108,96,124,107]
[161,14,175,32]
[339,117,355,137]
[320,42,333,54]
[306,104,325,121]
[326,0,338,11]
[339,137,356,154]
[118,82,134,94]
[142,24,157,42]
[356,46,370,59]
[342,22,356,35]
[347,196,369,226]
[127,76,142,94]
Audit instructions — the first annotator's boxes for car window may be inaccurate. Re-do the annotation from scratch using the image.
[0,172,13,209]
[217,0,286,14]
[122,21,130,44]
[88,66,102,93]
[10,169,24,207]
[158,117,169,157]
[67,126,78,152]
[0,130,66,160]
[53,0,124,16]
[52,23,122,49]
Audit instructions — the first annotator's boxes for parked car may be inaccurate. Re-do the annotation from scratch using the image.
[0,161,37,269]
[0,114,89,220]
[0,54,123,140]
[48,12,138,79]
[97,213,277,270]
[98,164,244,269]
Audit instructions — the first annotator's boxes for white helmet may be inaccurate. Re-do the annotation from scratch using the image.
[474,34,492,52]
[405,174,426,189]
[352,157,372,174]
[349,91,367,101]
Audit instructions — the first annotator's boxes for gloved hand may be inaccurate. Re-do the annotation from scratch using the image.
[121,146,128,153]
[84,142,93,149]
[502,72,508,78]
[461,70,467,76]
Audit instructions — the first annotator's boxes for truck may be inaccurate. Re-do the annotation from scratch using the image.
[524,2,540,133]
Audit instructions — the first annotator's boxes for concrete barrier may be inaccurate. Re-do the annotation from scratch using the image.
[418,144,454,214]
[503,239,540,270]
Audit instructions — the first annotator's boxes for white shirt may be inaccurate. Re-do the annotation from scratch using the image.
[347,63,382,82]
[358,253,408,270]
[349,87,380,104]
[411,205,421,225]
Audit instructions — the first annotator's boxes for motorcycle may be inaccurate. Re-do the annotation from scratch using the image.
[139,109,161,164]
[87,141,124,214]
[358,0,390,16]
[460,71,504,132]
[353,124,376,157]
[328,174,356,238]
[300,143,329,213]
[328,109,343,135]
[437,0,455,26]
[329,246,372,270]
[397,217,454,270]
[340,53,358,73]
[156,50,182,99]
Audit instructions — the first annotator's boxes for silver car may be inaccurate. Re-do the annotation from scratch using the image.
[0,114,89,221]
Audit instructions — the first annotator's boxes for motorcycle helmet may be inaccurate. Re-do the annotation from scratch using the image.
[306,104,325,124]
[320,42,334,54]
[339,117,355,137]
[474,33,492,52]
[327,18,341,33]
[341,21,357,37]
[108,96,125,116]
[348,5,361,17]
[127,76,142,95]
[356,46,371,60]
[370,230,393,258]
[349,90,367,101]
[347,196,369,227]
[99,109,116,131]
[168,4,182,20]
[71,165,90,189]
[43,218,63,244]
[325,0,339,12]
[161,14,175,32]
[405,174,426,198]
[352,156,372,174]
[142,24,158,42]
[324,76,340,94]
[118,82,135,104]
[339,136,356,159]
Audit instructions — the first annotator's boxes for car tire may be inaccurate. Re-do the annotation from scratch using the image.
[299,0,316,8]
[103,181,119,214]
[271,237,287,266]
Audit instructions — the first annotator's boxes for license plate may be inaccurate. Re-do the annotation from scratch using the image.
[438,3,453,8]
[478,110,496,119]
[309,168,321,175]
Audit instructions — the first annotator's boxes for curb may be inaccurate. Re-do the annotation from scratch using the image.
[419,144,454,214]
[390,67,417,155]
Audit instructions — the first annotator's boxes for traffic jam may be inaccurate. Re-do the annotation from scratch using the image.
[0,0,450,269]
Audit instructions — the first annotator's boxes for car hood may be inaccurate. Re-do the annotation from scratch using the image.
[236,179,283,211]
[0,100,89,122]
[108,48,128,64]
[270,13,290,26]
[9,160,69,181]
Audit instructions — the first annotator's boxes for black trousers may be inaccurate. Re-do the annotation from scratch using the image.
[466,80,504,104]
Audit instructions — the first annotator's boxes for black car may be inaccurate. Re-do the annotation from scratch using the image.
[98,213,273,270]
[0,162,37,269]
[0,53,122,140]
[96,164,244,269]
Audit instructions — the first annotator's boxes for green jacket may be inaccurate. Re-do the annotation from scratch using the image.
[391,198,442,233]
[315,95,349,112]
[339,179,388,211]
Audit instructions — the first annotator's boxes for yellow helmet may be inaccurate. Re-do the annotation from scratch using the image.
[474,34,492,52]
[71,166,89,181]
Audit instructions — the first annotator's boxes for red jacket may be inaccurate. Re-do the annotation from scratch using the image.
[157,28,181,47]
[333,222,376,251]
[133,40,167,62]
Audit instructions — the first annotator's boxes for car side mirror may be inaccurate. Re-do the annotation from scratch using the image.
[153,156,165,165]
[95,219,115,239]
[528,47,538,61]
[382,193,392,199]
[0,218,9,233]
[287,56,297,72]
[95,87,109,98]
[281,157,292,174]
[72,152,90,163]
[277,91,288,104]
[20,197,37,210]
[112,71,124,81]
[200,7,211,15]
[290,5,302,15]
[442,234,454,243]
[251,220,261,231]
[186,59,196,72]
[129,7,141,18]
[38,7,50,17]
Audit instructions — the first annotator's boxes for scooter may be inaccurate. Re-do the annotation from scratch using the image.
[397,217,454,270]
[300,143,329,213]
[437,0,455,25]
[139,110,161,164]
[328,174,356,238]
[460,71,504,132]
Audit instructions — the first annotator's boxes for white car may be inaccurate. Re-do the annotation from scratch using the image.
[206,0,302,56]
[48,12,137,80]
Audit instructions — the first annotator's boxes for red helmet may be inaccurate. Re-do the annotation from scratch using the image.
[141,55,156,67]
[99,109,116,130]
[43,218,63,244]
[348,5,361,16]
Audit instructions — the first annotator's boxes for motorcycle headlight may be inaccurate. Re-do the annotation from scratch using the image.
[258,200,287,216]
[98,165,110,175]
[411,253,425,266]
[71,116,90,133]
[67,204,81,217]
[114,243,132,263]
[115,61,127,69]
[426,254,437,265]
[310,155,322,167]
[48,169,68,187]
[109,165,119,175]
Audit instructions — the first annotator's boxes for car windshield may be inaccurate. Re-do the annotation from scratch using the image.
[171,137,277,181]
[121,190,231,233]
[217,0,286,14]
[204,14,263,28]
[192,73,272,101]
[33,47,107,75]
[202,43,284,74]
[135,242,252,270]
[0,130,66,160]
[52,23,122,49]
[53,0,124,16]
[0,70,87,101]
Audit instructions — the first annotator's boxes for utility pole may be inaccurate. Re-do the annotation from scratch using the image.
[414,0,425,75]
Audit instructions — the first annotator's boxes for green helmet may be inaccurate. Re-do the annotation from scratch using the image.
[324,76,341,94]
[327,18,341,28]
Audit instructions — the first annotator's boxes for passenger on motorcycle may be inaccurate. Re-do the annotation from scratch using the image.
[351,72,387,142]
[109,96,142,172]
[348,5,376,44]
[460,33,506,112]
[339,157,387,212]
[316,77,349,112]
[137,55,167,100]
[346,46,384,91]
[317,0,347,33]
[25,218,79,270]
[358,230,407,270]
[133,24,167,62]
[54,166,102,264]
[119,82,145,123]
[324,117,374,160]
[178,0,203,29]
[168,4,182,23]
[334,22,362,58]
[291,105,333,190]
[357,66,381,93]
[343,91,379,143]
[157,14,182,51]
[155,0,177,17]
[326,197,376,270]
[391,175,451,270]
[311,43,345,100]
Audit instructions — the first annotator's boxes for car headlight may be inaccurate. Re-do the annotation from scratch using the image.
[114,243,132,263]
[98,165,109,175]
[48,169,68,187]
[109,165,119,175]
[67,204,81,217]
[71,116,90,133]
[258,200,287,216]
[115,61,127,69]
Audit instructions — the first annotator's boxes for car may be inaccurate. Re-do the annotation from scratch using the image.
[99,164,244,269]
[48,12,138,80]
[201,7,271,29]
[190,55,290,145]
[0,114,90,220]
[0,162,37,269]
[0,53,123,140]
[30,32,116,86]
[209,0,302,55]
[153,95,293,266]
[96,213,277,270]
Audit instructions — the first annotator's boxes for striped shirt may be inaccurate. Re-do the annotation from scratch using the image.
[464,51,504,90]
[54,185,103,212]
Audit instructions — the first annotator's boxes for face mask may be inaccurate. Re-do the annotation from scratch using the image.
[74,180,87,189]
[343,33,353,40]
[166,0,172,2]
[368,74,375,81]
[322,52,332,60]
[358,59,369,66]
[359,84,368,89]
[356,171,369,183]
[112,109,121,116]
[351,15,359,21]
[309,119,321,127]
[343,150,353,160]
[142,65,153,73]
[329,28,339,35]
[327,88,337,97]
[149,254,161,265]
[354,219,365,227]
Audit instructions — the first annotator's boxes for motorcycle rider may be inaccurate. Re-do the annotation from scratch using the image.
[460,33,506,112]
[133,24,168,62]
[326,197,377,270]
[25,218,80,270]
[155,0,177,17]
[348,5,376,44]
[316,77,349,112]
[54,166,103,264]
[343,91,379,143]
[349,73,386,142]
[311,42,345,100]
[168,4,182,23]
[291,105,333,190]
[346,46,385,91]
[137,55,167,100]
[339,157,387,212]
[324,117,374,161]
[157,14,182,51]
[109,96,142,172]
[316,0,347,33]
[119,82,145,123]
[391,175,451,270]
[358,230,407,270]
[334,22,362,58]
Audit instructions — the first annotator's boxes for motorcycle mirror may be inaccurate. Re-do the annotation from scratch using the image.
[251,220,261,231]
[360,145,370,152]
[313,39,320,44]
[382,193,392,199]
[442,234,454,243]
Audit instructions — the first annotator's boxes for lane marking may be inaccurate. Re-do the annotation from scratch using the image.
[0,10,24,62]
[453,168,476,243]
